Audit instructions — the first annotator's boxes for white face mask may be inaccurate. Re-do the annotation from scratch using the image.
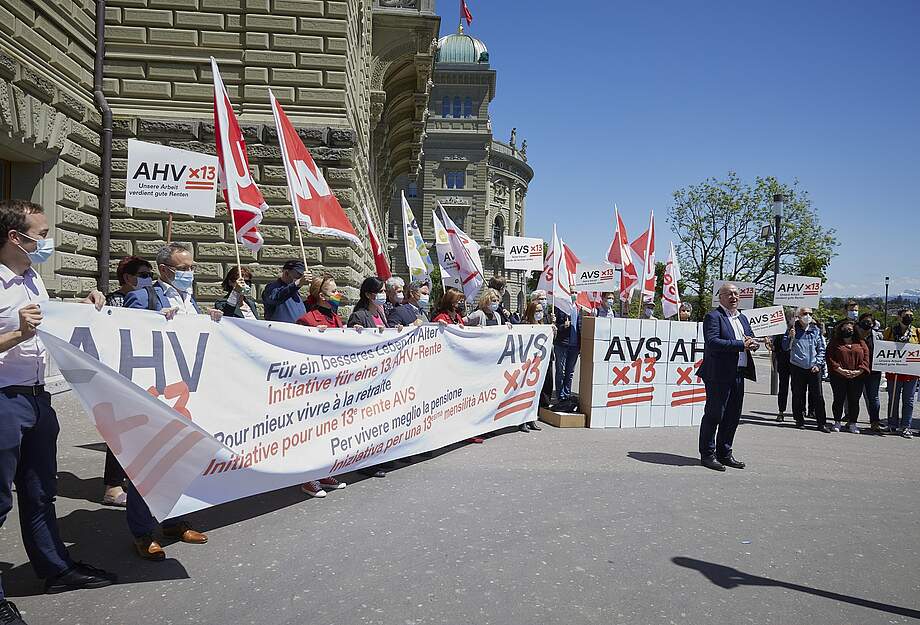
[489,302,500,312]
[606,299,616,308]
[374,292,387,305]
[395,292,404,303]
[800,314,813,326]
[534,311,544,322]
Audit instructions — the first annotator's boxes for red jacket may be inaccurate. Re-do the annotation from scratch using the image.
[432,311,464,326]
[296,306,343,328]
[826,339,870,377]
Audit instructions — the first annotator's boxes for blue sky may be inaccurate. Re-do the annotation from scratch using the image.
[444,1,919,297]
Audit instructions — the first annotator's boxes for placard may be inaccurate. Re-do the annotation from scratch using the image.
[503,236,544,271]
[871,339,920,376]
[773,274,822,308]
[711,280,756,310]
[126,139,218,217]
[745,305,787,337]
[572,263,618,292]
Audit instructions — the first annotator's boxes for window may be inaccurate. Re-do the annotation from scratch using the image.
[0,160,10,201]
[406,182,417,198]
[452,96,462,118]
[463,97,473,118]
[492,215,504,247]
[442,96,450,117]
[446,170,465,189]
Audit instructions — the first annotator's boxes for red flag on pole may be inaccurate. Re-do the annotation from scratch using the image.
[461,0,473,25]
[211,57,265,254]
[630,210,656,301]
[362,206,391,280]
[270,91,361,246]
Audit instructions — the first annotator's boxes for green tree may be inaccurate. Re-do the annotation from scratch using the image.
[668,172,837,318]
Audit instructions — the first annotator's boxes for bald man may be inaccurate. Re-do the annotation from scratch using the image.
[697,283,759,471]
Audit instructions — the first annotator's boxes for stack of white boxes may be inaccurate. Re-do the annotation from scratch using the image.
[588,317,707,429]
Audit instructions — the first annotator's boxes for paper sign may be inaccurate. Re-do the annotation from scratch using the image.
[573,263,619,292]
[745,305,787,337]
[126,139,218,217]
[871,339,920,376]
[711,280,756,310]
[504,236,544,271]
[773,274,822,308]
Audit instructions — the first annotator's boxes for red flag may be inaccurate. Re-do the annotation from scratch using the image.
[630,211,656,300]
[461,0,473,25]
[562,243,600,309]
[609,208,639,301]
[362,206,391,280]
[270,91,360,246]
[211,58,265,253]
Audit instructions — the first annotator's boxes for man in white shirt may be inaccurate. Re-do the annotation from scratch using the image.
[697,283,759,471]
[0,199,116,618]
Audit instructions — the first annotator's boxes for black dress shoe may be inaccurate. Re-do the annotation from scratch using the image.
[818,425,831,433]
[359,467,386,478]
[45,562,116,594]
[795,421,805,429]
[700,456,726,472]
[528,421,542,431]
[718,455,746,469]
[0,599,27,625]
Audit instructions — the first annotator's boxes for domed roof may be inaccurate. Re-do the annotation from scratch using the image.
[437,31,489,64]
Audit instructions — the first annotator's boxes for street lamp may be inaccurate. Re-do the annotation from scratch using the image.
[884,276,890,325]
[770,193,785,396]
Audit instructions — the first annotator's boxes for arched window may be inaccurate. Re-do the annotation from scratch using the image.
[452,96,462,118]
[492,215,504,247]
[441,96,450,117]
[463,97,473,118]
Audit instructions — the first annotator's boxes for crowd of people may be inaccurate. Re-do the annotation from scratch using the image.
[0,199,917,624]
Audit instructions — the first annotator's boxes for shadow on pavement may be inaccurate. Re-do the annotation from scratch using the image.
[2,508,189,597]
[627,452,699,466]
[673,557,920,620]
[56,471,105,505]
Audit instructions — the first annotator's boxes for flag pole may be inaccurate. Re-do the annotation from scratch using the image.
[294,220,309,269]
[229,208,243,276]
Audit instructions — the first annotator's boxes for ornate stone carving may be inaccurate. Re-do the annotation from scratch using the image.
[509,127,517,148]
[378,0,418,8]
[440,195,471,206]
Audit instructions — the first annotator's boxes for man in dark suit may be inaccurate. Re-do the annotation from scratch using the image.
[697,283,759,471]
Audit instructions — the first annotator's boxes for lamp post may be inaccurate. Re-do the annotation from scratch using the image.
[884,276,890,326]
[770,193,785,396]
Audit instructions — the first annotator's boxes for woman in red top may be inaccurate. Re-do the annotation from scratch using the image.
[825,319,871,434]
[295,275,348,497]
[431,288,466,326]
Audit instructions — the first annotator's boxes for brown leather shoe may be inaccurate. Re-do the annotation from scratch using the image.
[162,524,208,544]
[134,535,166,561]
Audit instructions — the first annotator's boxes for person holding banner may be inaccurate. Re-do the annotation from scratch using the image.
[487,276,515,324]
[883,309,919,437]
[520,300,550,428]
[347,277,389,331]
[769,324,793,422]
[465,289,510,328]
[826,320,871,434]
[215,267,260,320]
[697,283,758,471]
[262,260,311,323]
[385,277,424,327]
[432,288,466,326]
[855,312,885,433]
[784,307,829,432]
[405,280,432,322]
[0,199,116,605]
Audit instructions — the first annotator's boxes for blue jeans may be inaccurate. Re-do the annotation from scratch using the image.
[553,344,580,400]
[886,378,919,431]
[862,372,881,423]
[0,390,73,598]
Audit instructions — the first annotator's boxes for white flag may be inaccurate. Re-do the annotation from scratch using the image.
[432,205,462,290]
[662,241,682,319]
[536,224,558,294]
[401,191,433,280]
[440,207,483,301]
[554,235,575,318]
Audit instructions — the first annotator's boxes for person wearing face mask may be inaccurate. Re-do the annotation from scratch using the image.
[385,277,425,327]
[826,320,871,433]
[432,288,467,326]
[487,276,516,324]
[882,308,920,437]
[769,312,793,422]
[640,301,657,320]
[678,302,693,322]
[465,288,511,327]
[596,292,618,318]
[0,200,116,606]
[519,300,551,428]
[404,280,431,322]
[844,300,860,322]
[262,259,312,323]
[552,292,583,407]
[383,276,405,317]
[783,307,829,432]
[855,312,885,433]
[123,243,219,561]
[214,266,259,319]
[347,276,389,331]
[527,290,554,403]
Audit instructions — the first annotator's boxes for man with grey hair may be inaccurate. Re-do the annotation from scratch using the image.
[386,276,428,326]
[383,276,405,317]
[697,283,759,471]
[404,279,431,321]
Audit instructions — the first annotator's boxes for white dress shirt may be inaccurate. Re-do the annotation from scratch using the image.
[0,263,49,386]
[160,281,197,316]
[724,307,748,368]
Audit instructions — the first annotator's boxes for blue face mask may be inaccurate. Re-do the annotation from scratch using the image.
[171,270,195,292]
[136,276,154,289]
[17,232,55,264]
[418,295,430,311]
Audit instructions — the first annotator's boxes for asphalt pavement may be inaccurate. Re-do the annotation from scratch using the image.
[4,356,920,625]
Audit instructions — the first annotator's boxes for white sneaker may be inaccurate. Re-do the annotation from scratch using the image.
[830,422,841,432]
[900,428,914,439]
[846,423,860,434]
[301,481,327,497]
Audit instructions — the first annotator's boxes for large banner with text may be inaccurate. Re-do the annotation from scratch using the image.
[38,303,551,521]
[578,316,708,428]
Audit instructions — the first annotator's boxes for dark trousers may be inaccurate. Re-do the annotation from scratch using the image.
[830,375,865,424]
[126,482,184,538]
[103,447,126,487]
[776,358,790,413]
[0,390,72,598]
[699,372,745,459]
[862,372,882,423]
[553,344,580,400]
[791,365,827,427]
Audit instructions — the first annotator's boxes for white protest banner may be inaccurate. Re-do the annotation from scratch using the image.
[711,280,756,310]
[870,339,920,377]
[39,303,550,520]
[125,139,218,217]
[744,305,787,337]
[773,274,822,308]
[503,236,544,271]
[572,263,618,292]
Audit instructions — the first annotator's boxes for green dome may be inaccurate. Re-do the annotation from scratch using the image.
[437,32,489,64]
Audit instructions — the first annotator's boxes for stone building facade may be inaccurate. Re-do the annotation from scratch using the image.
[386,28,533,311]
[0,0,439,305]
